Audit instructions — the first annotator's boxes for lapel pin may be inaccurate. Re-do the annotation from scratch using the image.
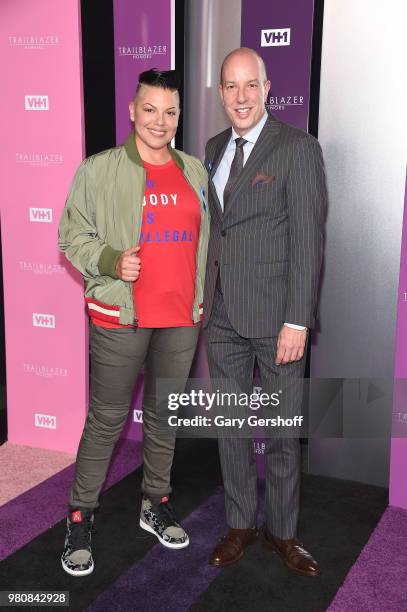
[200,186,207,211]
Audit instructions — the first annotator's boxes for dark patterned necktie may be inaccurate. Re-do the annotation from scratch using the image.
[223,137,247,212]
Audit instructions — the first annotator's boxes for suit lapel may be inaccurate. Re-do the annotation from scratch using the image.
[207,129,231,219]
[223,114,281,218]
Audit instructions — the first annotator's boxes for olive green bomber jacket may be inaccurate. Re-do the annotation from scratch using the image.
[58,133,209,325]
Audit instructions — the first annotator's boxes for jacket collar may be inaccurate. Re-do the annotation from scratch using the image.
[124,131,185,170]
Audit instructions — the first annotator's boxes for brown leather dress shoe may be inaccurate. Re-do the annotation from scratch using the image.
[263,527,321,577]
[210,527,259,567]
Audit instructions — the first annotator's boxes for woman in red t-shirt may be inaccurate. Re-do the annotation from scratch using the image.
[61,69,208,577]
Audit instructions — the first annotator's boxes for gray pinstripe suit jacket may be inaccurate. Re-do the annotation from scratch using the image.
[203,112,327,338]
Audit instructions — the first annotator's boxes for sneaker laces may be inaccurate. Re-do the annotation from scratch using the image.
[156,500,179,529]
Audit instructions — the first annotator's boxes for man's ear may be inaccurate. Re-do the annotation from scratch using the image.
[264,80,271,101]
[129,100,135,122]
[219,83,224,105]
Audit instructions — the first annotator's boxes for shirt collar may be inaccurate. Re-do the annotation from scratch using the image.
[229,110,268,147]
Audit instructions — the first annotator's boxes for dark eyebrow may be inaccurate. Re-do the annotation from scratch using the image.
[142,103,177,111]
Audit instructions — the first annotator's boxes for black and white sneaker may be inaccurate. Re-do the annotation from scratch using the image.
[61,509,94,576]
[140,496,189,549]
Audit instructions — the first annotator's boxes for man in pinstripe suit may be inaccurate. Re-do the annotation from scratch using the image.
[204,48,327,575]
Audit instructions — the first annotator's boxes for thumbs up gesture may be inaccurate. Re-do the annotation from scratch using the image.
[115,245,141,282]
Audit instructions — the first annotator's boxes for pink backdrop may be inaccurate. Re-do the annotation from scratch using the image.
[0,0,87,453]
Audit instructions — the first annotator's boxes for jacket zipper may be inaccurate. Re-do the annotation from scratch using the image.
[128,167,146,326]
[182,168,205,324]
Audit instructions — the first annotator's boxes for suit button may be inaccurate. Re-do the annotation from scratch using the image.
[221,230,226,237]
[214,261,219,267]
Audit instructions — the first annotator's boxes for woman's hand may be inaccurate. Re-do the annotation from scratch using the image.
[116,245,141,281]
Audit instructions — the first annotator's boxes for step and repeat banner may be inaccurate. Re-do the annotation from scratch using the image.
[114,0,174,145]
[241,0,315,131]
[0,0,86,453]
[0,0,314,454]
[113,0,174,441]
[0,0,175,451]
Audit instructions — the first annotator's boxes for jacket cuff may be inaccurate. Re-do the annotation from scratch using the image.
[98,245,122,278]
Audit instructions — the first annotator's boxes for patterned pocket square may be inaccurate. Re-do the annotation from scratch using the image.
[251,173,276,187]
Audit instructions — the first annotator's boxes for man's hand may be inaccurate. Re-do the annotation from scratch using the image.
[275,325,307,365]
[115,245,141,281]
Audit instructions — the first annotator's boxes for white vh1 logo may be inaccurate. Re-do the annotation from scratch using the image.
[29,208,53,223]
[25,95,49,110]
[33,313,56,328]
[35,413,57,429]
[134,409,143,423]
[261,28,291,47]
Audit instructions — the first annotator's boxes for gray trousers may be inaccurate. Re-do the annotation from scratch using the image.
[69,323,200,510]
[205,287,305,539]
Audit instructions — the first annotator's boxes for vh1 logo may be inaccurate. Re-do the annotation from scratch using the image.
[133,409,143,423]
[261,28,291,47]
[29,208,53,223]
[24,95,49,110]
[33,313,56,328]
[34,413,57,429]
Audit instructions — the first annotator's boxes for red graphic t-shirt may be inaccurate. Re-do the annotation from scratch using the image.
[91,158,201,329]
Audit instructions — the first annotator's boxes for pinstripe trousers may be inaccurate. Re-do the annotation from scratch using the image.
[205,285,305,539]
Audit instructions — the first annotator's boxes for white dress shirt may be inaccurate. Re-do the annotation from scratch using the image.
[212,111,306,331]
[213,111,268,210]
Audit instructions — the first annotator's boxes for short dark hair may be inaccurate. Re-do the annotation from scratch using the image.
[135,69,180,98]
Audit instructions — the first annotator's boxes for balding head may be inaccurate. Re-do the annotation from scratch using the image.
[220,47,268,85]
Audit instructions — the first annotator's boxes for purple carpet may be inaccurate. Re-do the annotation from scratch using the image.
[0,439,142,561]
[327,506,407,612]
[88,488,266,612]
[87,487,226,612]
